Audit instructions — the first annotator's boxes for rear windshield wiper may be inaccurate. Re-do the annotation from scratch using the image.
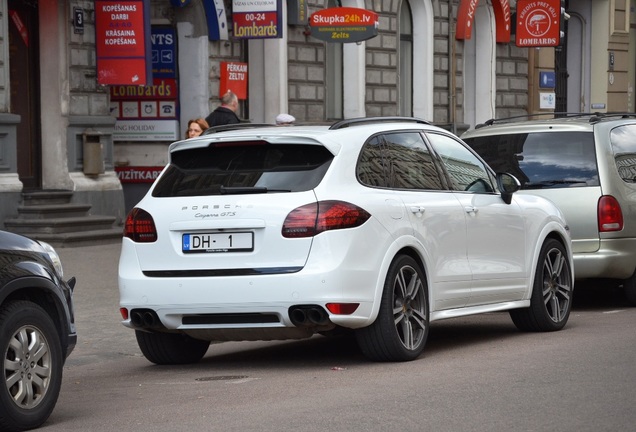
[219,186,292,194]
[523,180,588,189]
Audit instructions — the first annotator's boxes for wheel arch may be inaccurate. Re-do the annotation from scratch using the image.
[366,237,430,326]
[0,276,73,354]
[526,225,575,300]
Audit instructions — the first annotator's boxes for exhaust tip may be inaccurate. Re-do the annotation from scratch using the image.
[130,309,163,329]
[289,305,330,327]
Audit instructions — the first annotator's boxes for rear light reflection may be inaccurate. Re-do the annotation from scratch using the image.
[326,303,360,315]
[282,201,371,238]
[598,195,623,232]
[124,208,158,242]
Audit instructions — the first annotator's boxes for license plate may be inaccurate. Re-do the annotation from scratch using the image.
[182,232,253,253]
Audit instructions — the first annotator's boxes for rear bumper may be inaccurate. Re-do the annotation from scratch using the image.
[573,238,636,280]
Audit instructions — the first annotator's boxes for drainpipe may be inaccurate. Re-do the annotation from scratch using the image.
[448,1,457,134]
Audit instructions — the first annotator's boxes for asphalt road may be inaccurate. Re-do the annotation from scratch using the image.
[41,242,636,432]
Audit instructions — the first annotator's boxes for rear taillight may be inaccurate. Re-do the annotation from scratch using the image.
[124,208,158,242]
[282,201,371,238]
[598,195,623,232]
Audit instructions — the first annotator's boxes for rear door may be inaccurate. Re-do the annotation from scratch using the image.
[374,132,472,311]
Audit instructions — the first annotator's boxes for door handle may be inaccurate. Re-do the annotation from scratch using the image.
[465,206,478,214]
[410,206,426,214]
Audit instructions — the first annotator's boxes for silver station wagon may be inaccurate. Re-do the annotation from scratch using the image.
[462,113,636,304]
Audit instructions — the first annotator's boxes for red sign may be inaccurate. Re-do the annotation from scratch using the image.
[456,0,511,43]
[95,0,151,85]
[219,62,248,100]
[309,7,378,43]
[232,0,282,39]
[115,166,164,183]
[516,0,561,47]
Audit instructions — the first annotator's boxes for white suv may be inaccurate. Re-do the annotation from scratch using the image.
[118,117,573,364]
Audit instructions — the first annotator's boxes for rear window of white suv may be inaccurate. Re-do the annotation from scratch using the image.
[464,132,599,189]
[152,142,334,197]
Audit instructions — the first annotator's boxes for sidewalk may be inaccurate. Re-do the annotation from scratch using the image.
[56,242,140,367]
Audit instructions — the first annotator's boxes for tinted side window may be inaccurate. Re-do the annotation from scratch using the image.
[357,136,388,187]
[610,125,636,183]
[152,142,333,197]
[464,132,599,189]
[383,132,444,190]
[427,133,494,192]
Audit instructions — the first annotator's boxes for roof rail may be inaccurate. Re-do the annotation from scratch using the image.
[474,112,605,129]
[588,112,636,123]
[329,116,430,130]
[202,123,274,135]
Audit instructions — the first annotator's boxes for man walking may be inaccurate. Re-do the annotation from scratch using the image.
[205,90,241,126]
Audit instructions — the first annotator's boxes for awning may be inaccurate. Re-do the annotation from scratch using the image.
[456,0,511,43]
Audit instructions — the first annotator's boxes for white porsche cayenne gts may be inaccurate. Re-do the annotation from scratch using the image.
[118,117,574,364]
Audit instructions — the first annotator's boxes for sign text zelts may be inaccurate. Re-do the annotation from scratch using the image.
[309,7,378,43]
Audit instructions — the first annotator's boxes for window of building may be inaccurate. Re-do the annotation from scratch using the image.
[399,1,413,116]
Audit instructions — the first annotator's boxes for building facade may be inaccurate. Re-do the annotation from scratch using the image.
[0,0,634,229]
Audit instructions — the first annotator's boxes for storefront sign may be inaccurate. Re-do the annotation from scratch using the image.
[203,0,228,40]
[95,0,152,85]
[515,0,561,47]
[232,0,283,39]
[110,26,179,141]
[151,26,176,78]
[113,120,179,141]
[220,62,248,100]
[456,0,511,43]
[115,166,164,183]
[309,7,378,43]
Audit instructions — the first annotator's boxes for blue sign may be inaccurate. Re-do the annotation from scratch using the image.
[539,71,556,89]
[151,27,176,79]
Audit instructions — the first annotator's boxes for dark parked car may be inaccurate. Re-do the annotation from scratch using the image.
[0,230,77,431]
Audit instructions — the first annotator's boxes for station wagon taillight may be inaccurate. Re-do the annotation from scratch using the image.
[124,208,158,242]
[598,196,623,232]
[282,201,371,238]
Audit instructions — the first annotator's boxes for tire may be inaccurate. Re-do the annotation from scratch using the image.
[356,255,429,362]
[623,269,636,306]
[0,301,63,432]
[510,238,573,332]
[135,330,210,365]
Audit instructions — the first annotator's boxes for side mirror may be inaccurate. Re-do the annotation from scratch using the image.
[496,172,520,204]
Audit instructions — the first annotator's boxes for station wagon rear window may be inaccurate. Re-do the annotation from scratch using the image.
[464,132,599,189]
[610,125,636,183]
[152,142,333,197]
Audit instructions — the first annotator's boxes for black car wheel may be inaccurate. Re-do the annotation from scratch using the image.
[356,255,429,362]
[510,238,573,331]
[0,301,63,432]
[136,330,210,365]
